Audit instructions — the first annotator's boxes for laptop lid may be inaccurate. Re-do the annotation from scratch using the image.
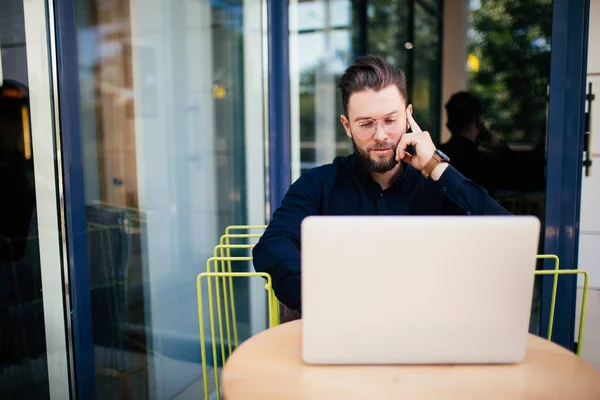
[301,215,541,364]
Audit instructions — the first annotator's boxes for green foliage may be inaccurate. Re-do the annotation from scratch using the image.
[468,0,552,143]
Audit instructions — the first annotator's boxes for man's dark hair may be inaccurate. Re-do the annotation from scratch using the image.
[337,54,408,116]
[445,91,483,135]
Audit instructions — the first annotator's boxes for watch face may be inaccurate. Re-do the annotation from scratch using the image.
[435,149,450,163]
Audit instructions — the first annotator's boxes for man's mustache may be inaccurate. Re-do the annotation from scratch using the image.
[368,142,397,151]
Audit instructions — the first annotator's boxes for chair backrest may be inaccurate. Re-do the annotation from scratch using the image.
[197,264,279,400]
[195,225,274,399]
[213,225,274,342]
[202,225,279,399]
[534,255,589,355]
[217,224,267,266]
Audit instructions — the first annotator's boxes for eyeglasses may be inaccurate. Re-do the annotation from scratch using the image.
[350,114,406,140]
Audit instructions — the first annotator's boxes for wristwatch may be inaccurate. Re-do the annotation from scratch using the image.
[422,149,450,179]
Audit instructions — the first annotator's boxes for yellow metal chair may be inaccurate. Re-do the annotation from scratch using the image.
[197,256,279,400]
[214,225,266,308]
[215,225,267,308]
[535,254,589,355]
[212,225,275,345]
[216,225,267,261]
[222,225,268,235]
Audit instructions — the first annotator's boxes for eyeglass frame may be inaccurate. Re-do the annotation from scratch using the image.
[345,112,408,140]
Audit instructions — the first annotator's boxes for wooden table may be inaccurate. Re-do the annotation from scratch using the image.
[222,320,600,399]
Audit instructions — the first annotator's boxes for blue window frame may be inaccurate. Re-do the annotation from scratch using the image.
[53,0,96,397]
[267,0,292,214]
[542,0,590,350]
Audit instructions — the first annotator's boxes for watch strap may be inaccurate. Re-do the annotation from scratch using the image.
[422,151,442,179]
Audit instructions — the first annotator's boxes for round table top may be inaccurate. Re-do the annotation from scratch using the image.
[222,320,600,400]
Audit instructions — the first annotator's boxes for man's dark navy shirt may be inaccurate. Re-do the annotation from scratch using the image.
[252,153,510,312]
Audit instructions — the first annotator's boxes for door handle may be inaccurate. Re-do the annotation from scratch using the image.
[584,82,594,177]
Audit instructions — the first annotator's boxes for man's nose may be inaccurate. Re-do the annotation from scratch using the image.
[372,121,388,141]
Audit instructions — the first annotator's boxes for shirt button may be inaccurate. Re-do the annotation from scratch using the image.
[442,186,447,192]
[380,192,384,197]
[467,211,472,215]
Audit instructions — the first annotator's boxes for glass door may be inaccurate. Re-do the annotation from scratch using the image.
[0,0,71,398]
[60,0,269,398]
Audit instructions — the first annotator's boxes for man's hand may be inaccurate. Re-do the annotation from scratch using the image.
[396,108,448,180]
[476,118,502,149]
[395,108,436,170]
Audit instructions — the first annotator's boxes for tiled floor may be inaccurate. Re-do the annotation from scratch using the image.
[577,287,600,370]
[174,375,218,400]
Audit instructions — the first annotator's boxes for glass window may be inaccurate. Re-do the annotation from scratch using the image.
[330,0,352,26]
[292,29,353,174]
[297,0,326,30]
[74,0,267,397]
[290,0,443,180]
[412,1,442,139]
[462,0,553,334]
[464,0,550,203]
[290,0,354,177]
[467,0,552,145]
[366,0,409,70]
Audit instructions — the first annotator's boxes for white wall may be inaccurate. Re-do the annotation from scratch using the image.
[578,0,600,289]
[578,72,600,288]
[588,0,600,75]
[440,0,468,143]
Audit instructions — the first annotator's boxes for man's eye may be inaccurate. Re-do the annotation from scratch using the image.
[359,121,374,128]
[385,119,397,124]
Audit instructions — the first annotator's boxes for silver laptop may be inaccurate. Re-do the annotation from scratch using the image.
[300,215,541,365]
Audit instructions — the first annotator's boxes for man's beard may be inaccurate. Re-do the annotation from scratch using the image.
[352,138,399,173]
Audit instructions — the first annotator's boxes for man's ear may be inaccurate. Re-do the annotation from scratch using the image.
[340,114,352,138]
[406,104,413,130]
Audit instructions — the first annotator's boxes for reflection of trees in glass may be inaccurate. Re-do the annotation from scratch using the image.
[299,68,317,162]
[468,0,552,144]
[296,0,443,169]
[413,3,441,140]
[365,0,441,140]
[366,0,409,70]
[298,66,350,163]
